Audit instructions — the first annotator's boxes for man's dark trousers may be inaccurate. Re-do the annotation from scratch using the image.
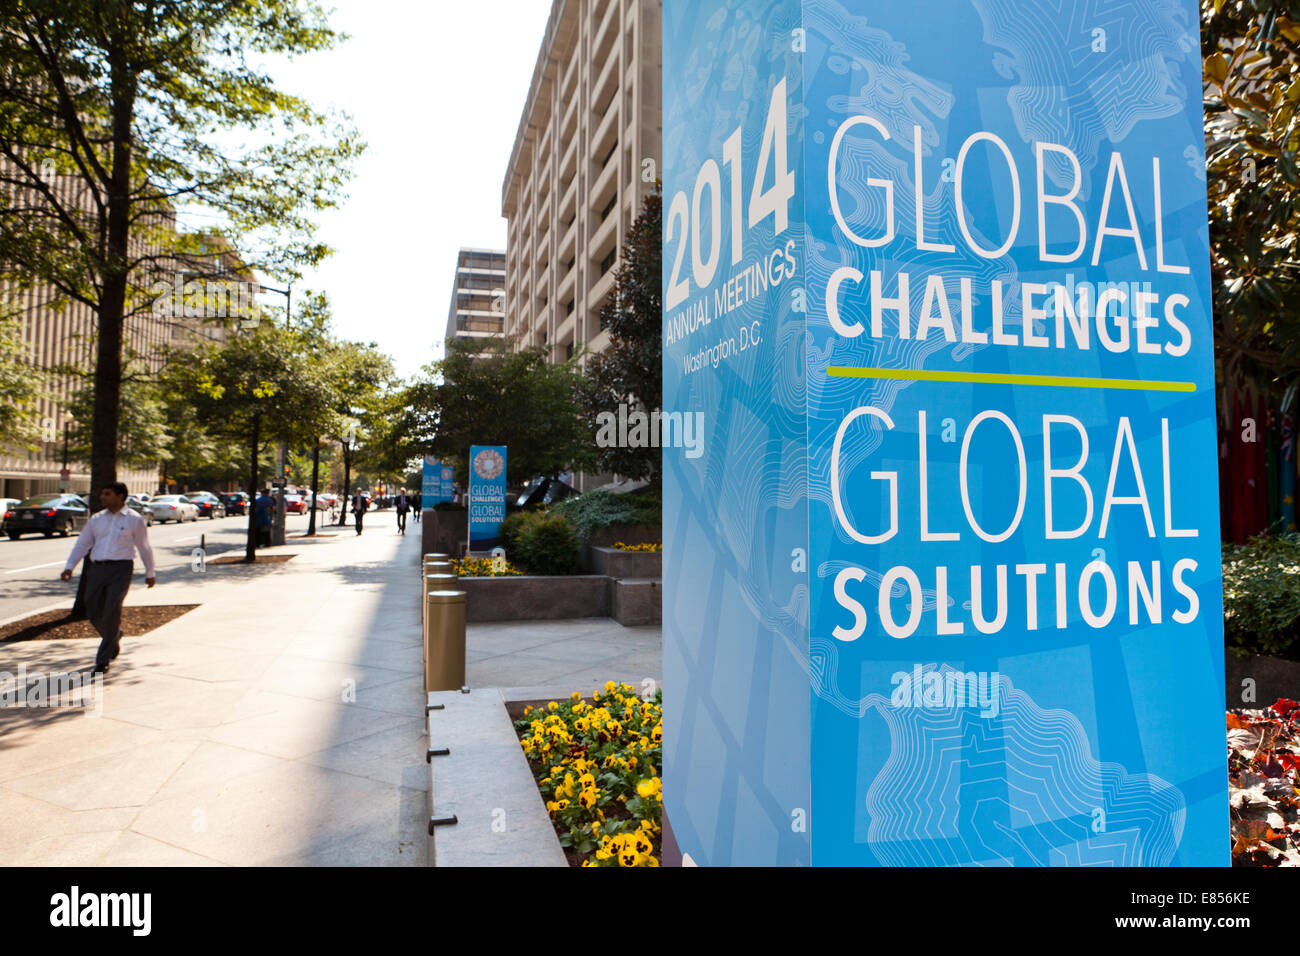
[86,560,132,670]
[396,508,407,534]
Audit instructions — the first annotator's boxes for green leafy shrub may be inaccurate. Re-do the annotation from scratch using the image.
[502,510,579,575]
[1222,534,1300,660]
[551,490,660,543]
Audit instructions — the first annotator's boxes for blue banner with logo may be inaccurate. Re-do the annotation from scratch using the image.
[468,445,507,550]
[439,463,454,503]
[422,456,441,505]
[664,0,1225,866]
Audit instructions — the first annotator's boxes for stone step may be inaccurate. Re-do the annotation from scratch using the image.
[612,578,661,626]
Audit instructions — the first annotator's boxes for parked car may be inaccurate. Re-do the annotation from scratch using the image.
[188,491,226,519]
[126,495,154,526]
[0,497,20,533]
[218,491,248,516]
[4,494,90,539]
[284,493,307,514]
[147,494,199,523]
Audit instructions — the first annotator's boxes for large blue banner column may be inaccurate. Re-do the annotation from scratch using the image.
[663,0,1227,866]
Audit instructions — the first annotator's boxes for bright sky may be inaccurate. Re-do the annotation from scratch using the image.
[254,0,552,380]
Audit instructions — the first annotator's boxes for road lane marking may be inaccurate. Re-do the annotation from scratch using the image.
[4,561,66,575]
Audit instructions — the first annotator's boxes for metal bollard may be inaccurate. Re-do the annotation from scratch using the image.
[424,590,467,693]
[422,559,456,633]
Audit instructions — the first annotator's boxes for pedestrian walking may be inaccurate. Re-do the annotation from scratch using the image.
[60,482,156,676]
[353,487,367,535]
[394,487,410,534]
[413,491,422,518]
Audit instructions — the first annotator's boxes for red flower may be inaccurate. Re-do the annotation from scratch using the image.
[1271,699,1299,718]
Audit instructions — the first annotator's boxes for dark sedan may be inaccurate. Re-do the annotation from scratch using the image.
[189,492,226,519]
[4,494,89,539]
[218,492,248,516]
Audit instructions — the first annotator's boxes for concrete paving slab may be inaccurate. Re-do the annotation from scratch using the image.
[0,521,431,865]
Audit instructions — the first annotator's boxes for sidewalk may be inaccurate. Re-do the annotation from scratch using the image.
[0,519,430,865]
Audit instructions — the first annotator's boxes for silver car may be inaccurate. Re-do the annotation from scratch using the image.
[148,494,199,523]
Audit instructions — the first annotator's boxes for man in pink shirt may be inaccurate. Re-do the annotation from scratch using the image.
[61,482,156,675]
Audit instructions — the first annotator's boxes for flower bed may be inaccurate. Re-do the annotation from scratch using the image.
[612,541,661,552]
[451,555,523,577]
[1229,698,1300,866]
[514,682,663,867]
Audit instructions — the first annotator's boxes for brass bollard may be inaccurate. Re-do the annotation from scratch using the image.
[424,560,455,581]
[422,562,456,632]
[424,590,467,692]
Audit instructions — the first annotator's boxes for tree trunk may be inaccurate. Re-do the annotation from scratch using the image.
[306,441,320,536]
[80,54,137,610]
[245,410,260,563]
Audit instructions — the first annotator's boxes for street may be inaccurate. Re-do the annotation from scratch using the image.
[0,511,351,623]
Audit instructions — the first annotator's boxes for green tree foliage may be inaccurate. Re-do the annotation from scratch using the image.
[168,321,325,559]
[400,336,594,483]
[579,185,662,481]
[1203,1,1300,400]
[0,0,363,504]
[0,308,43,450]
[65,355,170,470]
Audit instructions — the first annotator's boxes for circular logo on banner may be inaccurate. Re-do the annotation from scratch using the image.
[441,468,452,481]
[473,449,504,481]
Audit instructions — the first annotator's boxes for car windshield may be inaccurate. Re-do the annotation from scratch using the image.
[17,496,61,507]
[155,496,179,503]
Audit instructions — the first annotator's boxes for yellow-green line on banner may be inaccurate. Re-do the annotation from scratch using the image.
[826,366,1196,393]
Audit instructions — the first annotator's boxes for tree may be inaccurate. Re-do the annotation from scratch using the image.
[580,184,662,481]
[171,322,325,561]
[0,0,363,511]
[399,336,594,484]
[326,340,395,525]
[1202,1,1300,404]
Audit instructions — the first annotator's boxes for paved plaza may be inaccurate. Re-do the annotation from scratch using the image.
[0,520,660,865]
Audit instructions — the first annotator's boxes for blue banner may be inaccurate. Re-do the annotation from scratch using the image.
[422,456,441,504]
[664,0,1226,866]
[439,464,454,503]
[468,445,507,550]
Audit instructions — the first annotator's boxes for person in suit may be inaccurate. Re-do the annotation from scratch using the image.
[394,488,410,534]
[60,482,156,676]
[353,488,367,535]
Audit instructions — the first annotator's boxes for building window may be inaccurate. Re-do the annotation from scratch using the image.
[600,250,616,275]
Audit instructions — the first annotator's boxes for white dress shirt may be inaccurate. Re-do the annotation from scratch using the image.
[64,506,156,577]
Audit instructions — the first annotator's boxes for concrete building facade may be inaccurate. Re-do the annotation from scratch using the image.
[502,0,662,367]
[444,247,506,356]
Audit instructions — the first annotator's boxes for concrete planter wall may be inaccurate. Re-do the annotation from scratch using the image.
[1225,652,1300,709]
[581,524,661,571]
[587,546,661,579]
[461,575,611,622]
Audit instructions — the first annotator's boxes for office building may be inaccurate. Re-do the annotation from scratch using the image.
[501,0,662,366]
[444,247,506,356]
